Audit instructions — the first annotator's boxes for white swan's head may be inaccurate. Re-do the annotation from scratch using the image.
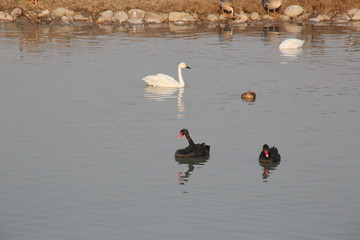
[179,62,191,69]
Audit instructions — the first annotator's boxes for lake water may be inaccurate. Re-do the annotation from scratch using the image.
[0,21,359,240]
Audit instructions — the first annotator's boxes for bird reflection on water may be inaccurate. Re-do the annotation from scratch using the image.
[259,161,281,182]
[279,47,303,59]
[175,156,209,186]
[219,23,233,42]
[143,86,185,118]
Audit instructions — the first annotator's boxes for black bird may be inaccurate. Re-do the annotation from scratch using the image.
[175,129,210,158]
[259,144,281,163]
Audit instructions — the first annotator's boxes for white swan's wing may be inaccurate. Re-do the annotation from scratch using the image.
[143,73,180,87]
[279,39,305,49]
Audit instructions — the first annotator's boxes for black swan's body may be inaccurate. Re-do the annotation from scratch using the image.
[259,144,281,163]
[175,129,210,158]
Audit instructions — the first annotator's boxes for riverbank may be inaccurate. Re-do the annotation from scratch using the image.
[1,0,360,24]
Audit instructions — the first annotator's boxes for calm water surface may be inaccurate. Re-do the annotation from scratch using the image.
[0,22,359,240]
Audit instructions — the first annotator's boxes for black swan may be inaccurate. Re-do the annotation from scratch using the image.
[175,129,210,158]
[259,144,281,163]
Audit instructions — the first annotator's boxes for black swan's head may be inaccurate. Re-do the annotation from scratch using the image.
[178,129,189,139]
[262,144,270,157]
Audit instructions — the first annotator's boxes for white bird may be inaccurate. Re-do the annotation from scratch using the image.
[219,0,234,19]
[279,38,305,49]
[262,0,282,14]
[142,62,191,88]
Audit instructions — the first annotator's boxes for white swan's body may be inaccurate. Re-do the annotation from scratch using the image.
[143,62,190,88]
[279,38,305,49]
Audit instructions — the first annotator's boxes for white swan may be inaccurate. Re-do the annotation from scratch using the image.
[279,38,305,49]
[142,62,190,88]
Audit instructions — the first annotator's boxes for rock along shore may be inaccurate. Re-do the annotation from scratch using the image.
[1,6,360,25]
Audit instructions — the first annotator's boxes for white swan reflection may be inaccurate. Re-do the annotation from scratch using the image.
[144,87,185,118]
[279,48,303,59]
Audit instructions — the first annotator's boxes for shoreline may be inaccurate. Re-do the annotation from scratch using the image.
[1,1,360,25]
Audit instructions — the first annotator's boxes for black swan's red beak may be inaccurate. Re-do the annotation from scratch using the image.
[264,150,269,158]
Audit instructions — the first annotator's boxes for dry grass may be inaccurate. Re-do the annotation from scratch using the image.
[1,0,360,18]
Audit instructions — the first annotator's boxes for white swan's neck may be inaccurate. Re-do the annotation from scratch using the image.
[177,66,185,87]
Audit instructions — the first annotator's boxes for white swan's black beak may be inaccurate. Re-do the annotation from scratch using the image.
[186,66,191,69]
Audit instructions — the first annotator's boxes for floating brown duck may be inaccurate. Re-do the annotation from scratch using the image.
[241,90,256,100]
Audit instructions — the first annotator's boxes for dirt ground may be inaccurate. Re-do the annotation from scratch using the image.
[1,0,360,18]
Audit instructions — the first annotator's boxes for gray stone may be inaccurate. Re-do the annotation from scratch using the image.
[52,8,75,18]
[235,11,249,22]
[159,13,169,22]
[284,5,304,18]
[250,12,260,21]
[169,12,191,22]
[0,11,13,21]
[262,14,274,21]
[181,15,197,22]
[60,15,72,24]
[308,12,320,18]
[348,8,359,17]
[207,14,219,22]
[127,18,143,25]
[24,11,40,23]
[128,9,145,20]
[173,21,186,26]
[145,17,162,24]
[219,14,228,21]
[74,13,92,22]
[278,14,291,22]
[11,8,22,19]
[38,10,55,23]
[322,14,331,21]
[96,10,114,24]
[145,12,167,23]
[309,13,324,22]
[113,11,129,24]
[38,10,50,18]
[233,19,247,24]
[352,10,360,21]
[312,15,324,22]
[333,14,350,23]
[41,14,56,23]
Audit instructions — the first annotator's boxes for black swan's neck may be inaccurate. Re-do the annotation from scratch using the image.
[184,133,195,146]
